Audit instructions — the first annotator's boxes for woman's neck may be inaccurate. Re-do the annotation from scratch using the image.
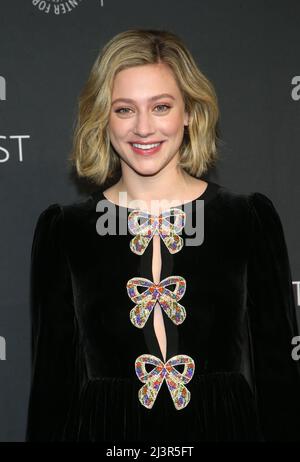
[103,167,207,211]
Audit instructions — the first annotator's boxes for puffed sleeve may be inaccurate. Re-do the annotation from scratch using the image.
[26,204,80,441]
[246,192,300,441]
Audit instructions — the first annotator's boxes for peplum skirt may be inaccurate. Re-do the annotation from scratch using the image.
[62,371,264,442]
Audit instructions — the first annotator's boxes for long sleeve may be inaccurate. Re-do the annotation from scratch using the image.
[26,204,82,441]
[246,192,300,441]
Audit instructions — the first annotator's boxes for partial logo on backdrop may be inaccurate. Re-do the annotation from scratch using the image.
[0,337,5,360]
[0,74,31,163]
[293,281,300,307]
[0,135,30,163]
[0,76,6,101]
[31,0,104,15]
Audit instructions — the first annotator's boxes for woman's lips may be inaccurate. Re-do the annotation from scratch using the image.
[129,141,164,156]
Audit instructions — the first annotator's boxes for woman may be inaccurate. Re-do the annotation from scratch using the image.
[26,29,300,442]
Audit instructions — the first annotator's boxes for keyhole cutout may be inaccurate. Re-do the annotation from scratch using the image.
[152,233,167,362]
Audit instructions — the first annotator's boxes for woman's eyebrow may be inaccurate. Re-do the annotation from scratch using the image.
[111,93,175,105]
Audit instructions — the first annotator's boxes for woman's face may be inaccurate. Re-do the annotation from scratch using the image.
[108,63,189,176]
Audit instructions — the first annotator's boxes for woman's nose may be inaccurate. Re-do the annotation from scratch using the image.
[133,112,155,137]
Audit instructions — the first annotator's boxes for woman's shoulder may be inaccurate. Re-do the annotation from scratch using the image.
[33,203,64,234]
[211,182,277,216]
[31,196,98,246]
[205,183,282,238]
[216,185,286,247]
[213,182,271,204]
[37,192,101,220]
[35,185,278,228]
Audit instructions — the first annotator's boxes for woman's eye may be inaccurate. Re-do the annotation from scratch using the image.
[115,107,133,114]
[114,105,170,115]
[154,104,170,112]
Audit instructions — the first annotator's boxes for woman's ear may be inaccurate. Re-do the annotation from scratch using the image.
[184,110,189,127]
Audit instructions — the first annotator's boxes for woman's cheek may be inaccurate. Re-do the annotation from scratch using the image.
[163,114,184,134]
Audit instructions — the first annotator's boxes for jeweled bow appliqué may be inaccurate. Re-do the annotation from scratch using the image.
[128,208,186,255]
[126,276,186,328]
[135,354,195,410]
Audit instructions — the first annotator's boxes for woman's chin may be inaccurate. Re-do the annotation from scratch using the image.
[122,155,171,177]
[132,164,164,177]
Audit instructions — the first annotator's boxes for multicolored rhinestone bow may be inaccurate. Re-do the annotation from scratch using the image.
[135,354,195,410]
[128,208,186,255]
[126,276,186,328]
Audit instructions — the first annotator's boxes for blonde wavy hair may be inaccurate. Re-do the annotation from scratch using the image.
[69,29,220,186]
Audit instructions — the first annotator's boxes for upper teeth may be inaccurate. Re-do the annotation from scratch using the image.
[132,143,161,149]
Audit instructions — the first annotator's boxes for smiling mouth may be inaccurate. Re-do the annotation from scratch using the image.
[129,141,164,151]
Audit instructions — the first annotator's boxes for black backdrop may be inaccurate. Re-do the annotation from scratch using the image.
[0,0,299,442]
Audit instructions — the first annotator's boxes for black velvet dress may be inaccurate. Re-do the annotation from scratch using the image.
[25,181,300,442]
